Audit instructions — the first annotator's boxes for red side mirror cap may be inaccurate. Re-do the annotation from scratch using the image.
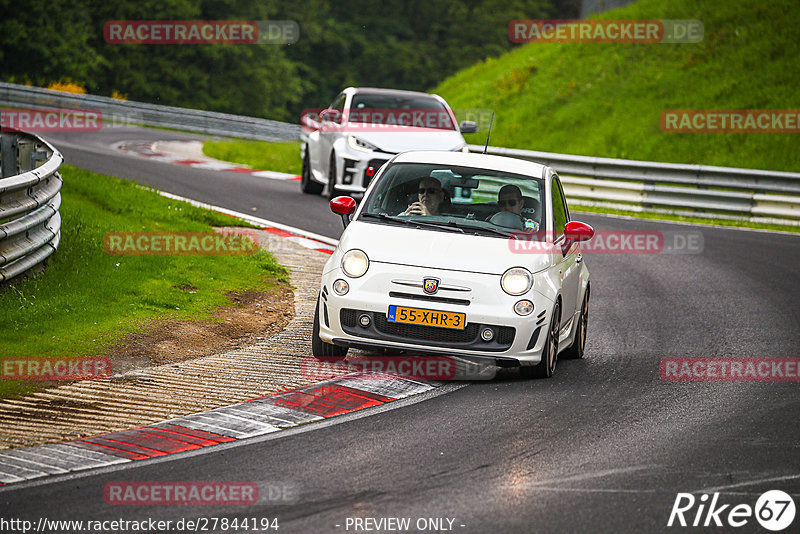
[330,196,356,216]
[565,221,594,242]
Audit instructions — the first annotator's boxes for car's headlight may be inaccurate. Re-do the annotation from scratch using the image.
[348,135,379,152]
[341,249,369,278]
[501,267,532,295]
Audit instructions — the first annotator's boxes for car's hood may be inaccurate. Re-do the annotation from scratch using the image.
[337,221,552,275]
[347,129,466,153]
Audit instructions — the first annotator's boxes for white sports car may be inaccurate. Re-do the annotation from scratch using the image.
[312,151,594,378]
[300,87,477,199]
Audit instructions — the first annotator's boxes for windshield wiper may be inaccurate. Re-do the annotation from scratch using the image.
[360,213,465,233]
[446,220,516,238]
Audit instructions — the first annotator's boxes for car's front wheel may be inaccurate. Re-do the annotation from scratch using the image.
[311,294,348,361]
[301,153,323,195]
[521,301,560,379]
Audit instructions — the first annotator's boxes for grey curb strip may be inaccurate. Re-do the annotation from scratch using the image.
[0,374,440,486]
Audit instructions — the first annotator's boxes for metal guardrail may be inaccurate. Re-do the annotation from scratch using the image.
[0,82,300,142]
[469,145,800,226]
[0,132,63,283]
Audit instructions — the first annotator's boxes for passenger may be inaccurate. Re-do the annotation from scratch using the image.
[402,177,445,216]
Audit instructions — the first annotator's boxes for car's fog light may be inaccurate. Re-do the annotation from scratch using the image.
[333,279,349,295]
[514,300,534,316]
[359,314,371,328]
[481,328,495,341]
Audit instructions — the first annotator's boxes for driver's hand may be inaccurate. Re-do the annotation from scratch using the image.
[404,202,430,216]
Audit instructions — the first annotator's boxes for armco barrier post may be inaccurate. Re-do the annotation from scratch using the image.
[1,133,19,178]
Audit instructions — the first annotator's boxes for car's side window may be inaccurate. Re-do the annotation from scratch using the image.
[328,94,346,124]
[551,175,567,237]
[556,175,570,223]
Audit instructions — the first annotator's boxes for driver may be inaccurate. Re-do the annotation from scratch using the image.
[402,177,444,216]
[498,184,538,230]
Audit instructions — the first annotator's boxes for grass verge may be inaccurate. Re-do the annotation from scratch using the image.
[203,140,301,175]
[436,0,800,172]
[0,165,288,399]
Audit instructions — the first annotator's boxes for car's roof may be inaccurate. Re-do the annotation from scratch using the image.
[344,87,442,99]
[390,151,548,179]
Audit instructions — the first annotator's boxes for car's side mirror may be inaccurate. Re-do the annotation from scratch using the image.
[331,196,356,227]
[564,221,595,242]
[320,109,340,123]
[459,120,478,134]
[301,111,320,131]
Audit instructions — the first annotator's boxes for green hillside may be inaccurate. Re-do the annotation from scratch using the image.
[435,0,800,171]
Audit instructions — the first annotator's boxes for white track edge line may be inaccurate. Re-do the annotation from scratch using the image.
[156,190,339,246]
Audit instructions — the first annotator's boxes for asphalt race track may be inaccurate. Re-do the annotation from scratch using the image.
[2,127,799,533]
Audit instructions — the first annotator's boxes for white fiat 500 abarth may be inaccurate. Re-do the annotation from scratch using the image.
[312,151,594,378]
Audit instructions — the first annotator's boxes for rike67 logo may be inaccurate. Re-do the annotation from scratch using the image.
[668,490,796,531]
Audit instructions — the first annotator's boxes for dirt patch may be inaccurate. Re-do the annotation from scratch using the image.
[106,283,294,375]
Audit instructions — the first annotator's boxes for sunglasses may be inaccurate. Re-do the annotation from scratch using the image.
[498,198,519,207]
[419,187,442,194]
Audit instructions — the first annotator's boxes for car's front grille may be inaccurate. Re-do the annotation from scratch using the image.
[498,327,515,345]
[388,291,470,306]
[364,158,387,189]
[341,308,358,328]
[374,313,479,343]
[338,308,514,352]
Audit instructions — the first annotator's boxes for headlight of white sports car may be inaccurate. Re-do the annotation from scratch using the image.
[341,249,369,278]
[501,267,532,295]
[348,135,379,152]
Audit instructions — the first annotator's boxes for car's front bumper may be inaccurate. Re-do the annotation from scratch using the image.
[318,262,556,365]
[336,150,393,194]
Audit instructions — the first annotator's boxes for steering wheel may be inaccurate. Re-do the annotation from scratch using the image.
[487,211,526,230]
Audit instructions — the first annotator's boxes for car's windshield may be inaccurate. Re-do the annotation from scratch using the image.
[348,94,455,130]
[358,162,545,238]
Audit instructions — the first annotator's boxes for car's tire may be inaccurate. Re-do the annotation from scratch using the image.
[311,294,348,361]
[521,301,560,379]
[301,153,323,195]
[562,288,589,360]
[327,153,340,200]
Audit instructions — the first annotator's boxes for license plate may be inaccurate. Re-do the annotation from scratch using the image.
[387,305,466,330]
